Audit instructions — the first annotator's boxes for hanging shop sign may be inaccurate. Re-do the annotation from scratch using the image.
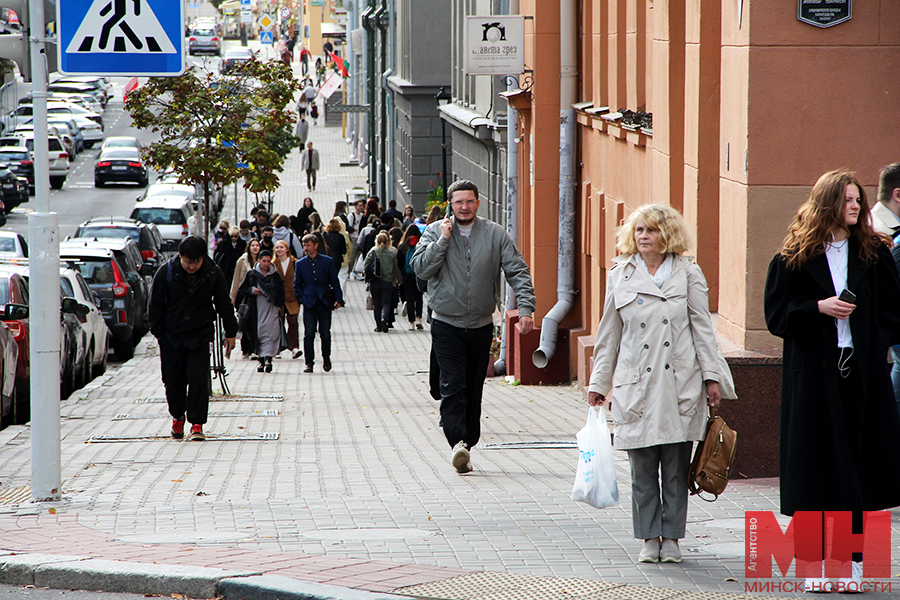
[464,15,524,76]
[798,0,851,28]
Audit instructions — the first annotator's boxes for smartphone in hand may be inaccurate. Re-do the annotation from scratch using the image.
[838,289,856,304]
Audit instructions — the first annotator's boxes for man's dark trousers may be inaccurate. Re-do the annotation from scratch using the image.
[303,299,332,365]
[431,319,493,448]
[159,340,210,425]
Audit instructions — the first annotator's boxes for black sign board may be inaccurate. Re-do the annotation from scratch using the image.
[798,0,851,28]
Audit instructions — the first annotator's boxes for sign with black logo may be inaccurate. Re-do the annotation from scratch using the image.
[798,0,851,28]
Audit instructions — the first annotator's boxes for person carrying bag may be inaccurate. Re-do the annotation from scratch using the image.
[572,406,619,509]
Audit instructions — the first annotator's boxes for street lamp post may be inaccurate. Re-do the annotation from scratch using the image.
[435,87,451,205]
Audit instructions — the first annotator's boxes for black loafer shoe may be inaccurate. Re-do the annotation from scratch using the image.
[323,357,332,372]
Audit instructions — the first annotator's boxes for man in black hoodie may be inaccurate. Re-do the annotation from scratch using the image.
[149,236,238,442]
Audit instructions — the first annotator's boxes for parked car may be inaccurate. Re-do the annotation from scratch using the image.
[0,269,29,423]
[0,262,87,399]
[59,242,137,361]
[60,266,110,382]
[188,26,220,56]
[130,197,192,253]
[0,318,19,429]
[0,154,29,209]
[0,231,28,257]
[14,123,76,160]
[0,132,69,189]
[47,82,106,108]
[52,76,111,105]
[94,147,148,187]
[74,218,166,267]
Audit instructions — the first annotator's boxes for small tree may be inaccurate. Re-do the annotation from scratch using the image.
[126,58,301,237]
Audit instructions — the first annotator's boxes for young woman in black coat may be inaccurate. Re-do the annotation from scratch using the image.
[764,169,900,592]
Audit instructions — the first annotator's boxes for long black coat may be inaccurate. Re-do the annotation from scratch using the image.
[235,266,285,353]
[764,240,900,515]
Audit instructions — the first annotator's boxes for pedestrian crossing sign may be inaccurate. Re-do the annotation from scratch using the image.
[58,0,185,76]
[260,31,273,45]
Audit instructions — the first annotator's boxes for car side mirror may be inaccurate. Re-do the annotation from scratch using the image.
[140,262,156,277]
[125,272,140,285]
[5,303,27,320]
[61,297,79,314]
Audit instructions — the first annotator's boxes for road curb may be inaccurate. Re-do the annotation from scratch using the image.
[0,553,258,598]
[218,575,411,600]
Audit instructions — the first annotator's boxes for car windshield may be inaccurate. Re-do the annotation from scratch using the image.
[0,238,17,253]
[0,152,28,161]
[193,28,215,36]
[78,226,139,242]
[61,278,75,297]
[70,260,115,285]
[131,208,185,225]
[100,149,139,160]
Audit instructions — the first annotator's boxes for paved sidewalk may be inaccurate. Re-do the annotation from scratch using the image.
[0,61,897,600]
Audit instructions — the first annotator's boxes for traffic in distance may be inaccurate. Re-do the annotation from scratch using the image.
[0,36,243,430]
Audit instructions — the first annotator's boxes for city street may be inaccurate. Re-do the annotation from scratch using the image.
[1,51,897,599]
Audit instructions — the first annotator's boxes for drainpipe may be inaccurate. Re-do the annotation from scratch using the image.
[494,0,520,377]
[361,1,376,196]
[375,1,388,201]
[533,0,577,369]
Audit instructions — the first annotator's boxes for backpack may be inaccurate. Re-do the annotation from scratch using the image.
[287,232,299,258]
[688,407,737,501]
[403,247,415,274]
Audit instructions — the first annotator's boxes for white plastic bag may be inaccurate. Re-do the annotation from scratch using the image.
[571,406,619,509]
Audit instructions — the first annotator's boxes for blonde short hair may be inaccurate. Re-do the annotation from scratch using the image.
[616,204,693,255]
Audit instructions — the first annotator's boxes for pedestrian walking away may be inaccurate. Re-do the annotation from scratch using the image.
[411,180,536,474]
[272,214,302,258]
[588,204,721,565]
[237,249,286,373]
[293,233,344,373]
[365,231,399,333]
[397,224,424,330]
[295,114,310,146]
[310,101,319,126]
[323,218,348,272]
[148,236,238,442]
[273,240,302,360]
[301,142,320,191]
[764,169,900,593]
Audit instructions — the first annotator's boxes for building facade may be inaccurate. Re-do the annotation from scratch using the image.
[503,1,900,388]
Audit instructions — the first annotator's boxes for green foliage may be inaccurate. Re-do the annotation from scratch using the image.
[425,173,446,212]
[125,57,300,195]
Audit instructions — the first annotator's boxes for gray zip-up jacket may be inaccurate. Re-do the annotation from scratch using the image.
[411,216,536,329]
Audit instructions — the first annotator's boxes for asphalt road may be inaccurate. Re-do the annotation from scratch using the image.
[0,584,152,600]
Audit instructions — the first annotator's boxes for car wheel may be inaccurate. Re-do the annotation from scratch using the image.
[13,376,28,424]
[80,343,94,389]
[61,363,74,399]
[50,177,65,190]
[114,339,134,362]
[93,340,108,378]
[138,177,148,187]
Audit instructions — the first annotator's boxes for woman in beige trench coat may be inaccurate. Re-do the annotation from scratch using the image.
[588,204,721,564]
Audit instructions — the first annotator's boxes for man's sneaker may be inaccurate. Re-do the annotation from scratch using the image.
[304,364,314,373]
[188,424,205,441]
[292,349,303,359]
[416,318,424,330]
[171,419,185,440]
[451,441,472,473]
[836,561,863,593]
[803,561,834,593]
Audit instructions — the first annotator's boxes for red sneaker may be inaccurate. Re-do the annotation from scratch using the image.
[171,419,185,440]
[188,424,205,441]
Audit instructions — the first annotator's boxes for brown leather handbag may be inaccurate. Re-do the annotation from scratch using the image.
[688,407,737,501]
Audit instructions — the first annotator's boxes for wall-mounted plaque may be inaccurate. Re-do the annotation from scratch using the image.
[798,0,851,28]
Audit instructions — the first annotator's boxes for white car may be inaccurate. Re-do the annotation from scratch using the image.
[130,196,192,252]
[60,265,110,378]
[0,231,28,258]
[0,132,69,189]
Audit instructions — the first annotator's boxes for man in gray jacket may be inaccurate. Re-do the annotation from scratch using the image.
[411,180,536,473]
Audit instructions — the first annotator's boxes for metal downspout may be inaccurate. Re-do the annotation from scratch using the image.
[362,2,376,196]
[375,1,388,201]
[495,0,519,376]
[533,0,577,369]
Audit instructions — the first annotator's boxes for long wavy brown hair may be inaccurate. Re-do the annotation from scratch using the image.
[781,170,888,270]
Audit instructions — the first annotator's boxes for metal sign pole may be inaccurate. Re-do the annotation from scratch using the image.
[29,0,62,502]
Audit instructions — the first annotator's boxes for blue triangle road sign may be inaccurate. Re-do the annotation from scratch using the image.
[58,0,185,76]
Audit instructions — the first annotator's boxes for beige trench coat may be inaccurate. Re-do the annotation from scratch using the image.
[589,253,720,450]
